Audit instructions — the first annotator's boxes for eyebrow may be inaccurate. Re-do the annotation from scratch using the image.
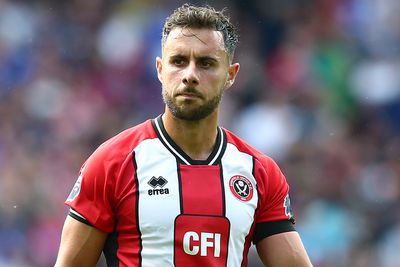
[169,54,219,62]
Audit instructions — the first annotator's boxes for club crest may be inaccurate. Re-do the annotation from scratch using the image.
[229,175,253,202]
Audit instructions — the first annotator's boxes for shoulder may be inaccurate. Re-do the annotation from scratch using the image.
[88,119,157,164]
[223,128,278,171]
[224,128,287,204]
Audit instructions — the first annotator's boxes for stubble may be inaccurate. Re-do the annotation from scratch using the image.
[162,87,223,121]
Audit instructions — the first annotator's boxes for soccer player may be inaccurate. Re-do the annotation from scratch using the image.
[55,4,313,267]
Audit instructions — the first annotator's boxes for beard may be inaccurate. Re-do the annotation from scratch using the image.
[162,87,223,121]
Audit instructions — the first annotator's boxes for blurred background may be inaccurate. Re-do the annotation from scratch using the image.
[0,0,399,266]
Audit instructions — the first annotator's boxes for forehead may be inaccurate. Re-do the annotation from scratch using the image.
[163,27,227,57]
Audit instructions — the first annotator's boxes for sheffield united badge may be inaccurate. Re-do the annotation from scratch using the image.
[229,175,253,202]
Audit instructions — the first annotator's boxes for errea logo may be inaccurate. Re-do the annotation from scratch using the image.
[147,176,170,196]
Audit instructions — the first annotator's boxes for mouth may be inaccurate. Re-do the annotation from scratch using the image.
[176,88,203,99]
[178,93,200,98]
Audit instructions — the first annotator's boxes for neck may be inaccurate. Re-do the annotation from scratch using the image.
[162,109,219,161]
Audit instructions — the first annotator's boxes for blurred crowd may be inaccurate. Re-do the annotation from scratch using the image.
[0,0,399,266]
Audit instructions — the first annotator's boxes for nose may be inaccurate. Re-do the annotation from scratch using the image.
[182,62,199,86]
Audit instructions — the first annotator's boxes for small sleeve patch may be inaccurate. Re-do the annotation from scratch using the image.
[284,194,295,223]
[67,166,85,202]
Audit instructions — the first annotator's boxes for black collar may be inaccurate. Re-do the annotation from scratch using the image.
[152,115,227,165]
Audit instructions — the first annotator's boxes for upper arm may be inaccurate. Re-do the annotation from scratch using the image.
[254,156,295,225]
[256,231,313,267]
[55,216,108,267]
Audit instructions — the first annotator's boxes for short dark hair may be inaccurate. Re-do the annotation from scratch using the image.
[162,4,239,61]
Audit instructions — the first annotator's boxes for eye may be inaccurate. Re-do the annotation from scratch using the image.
[199,59,213,69]
[171,57,186,66]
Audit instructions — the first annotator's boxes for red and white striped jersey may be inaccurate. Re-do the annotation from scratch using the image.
[65,115,295,267]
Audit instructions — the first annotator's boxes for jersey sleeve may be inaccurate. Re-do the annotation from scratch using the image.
[253,156,296,243]
[65,145,117,233]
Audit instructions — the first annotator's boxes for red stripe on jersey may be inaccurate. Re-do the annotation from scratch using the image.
[106,152,142,266]
[179,164,223,216]
[176,164,229,266]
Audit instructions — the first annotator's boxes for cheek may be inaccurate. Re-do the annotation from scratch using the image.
[162,70,184,94]
[164,69,183,83]
[213,73,229,88]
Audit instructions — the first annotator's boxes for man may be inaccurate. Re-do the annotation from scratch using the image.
[55,4,312,267]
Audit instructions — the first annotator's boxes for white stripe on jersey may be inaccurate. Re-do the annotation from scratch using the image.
[222,143,258,266]
[134,138,181,266]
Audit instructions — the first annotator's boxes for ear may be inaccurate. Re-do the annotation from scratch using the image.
[224,63,240,89]
[156,56,163,83]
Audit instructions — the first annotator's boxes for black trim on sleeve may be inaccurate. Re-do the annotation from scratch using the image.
[253,220,296,244]
[68,210,93,227]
